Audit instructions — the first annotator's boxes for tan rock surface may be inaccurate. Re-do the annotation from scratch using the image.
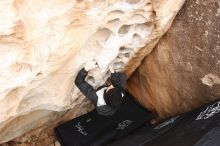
[0,0,185,144]
[128,0,220,119]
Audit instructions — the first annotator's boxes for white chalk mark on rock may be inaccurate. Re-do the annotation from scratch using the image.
[201,73,220,87]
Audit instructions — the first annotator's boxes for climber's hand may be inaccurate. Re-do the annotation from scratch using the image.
[84,60,98,71]
[109,65,115,73]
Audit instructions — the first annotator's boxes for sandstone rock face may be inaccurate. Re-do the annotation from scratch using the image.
[128,0,220,119]
[0,0,185,143]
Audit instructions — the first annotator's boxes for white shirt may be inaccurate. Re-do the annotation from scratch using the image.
[96,87,107,107]
[96,87,125,107]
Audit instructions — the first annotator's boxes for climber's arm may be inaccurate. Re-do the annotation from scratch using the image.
[75,68,95,97]
[111,72,127,90]
[118,72,127,90]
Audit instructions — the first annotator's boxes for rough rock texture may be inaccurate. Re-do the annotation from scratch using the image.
[128,0,220,119]
[0,0,185,144]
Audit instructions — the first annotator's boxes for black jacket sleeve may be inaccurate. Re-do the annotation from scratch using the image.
[75,68,95,97]
[110,72,127,90]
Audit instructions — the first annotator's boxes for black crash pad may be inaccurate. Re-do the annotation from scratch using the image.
[54,91,154,146]
[108,98,220,146]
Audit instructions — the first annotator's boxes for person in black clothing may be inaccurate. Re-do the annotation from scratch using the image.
[75,61,127,116]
